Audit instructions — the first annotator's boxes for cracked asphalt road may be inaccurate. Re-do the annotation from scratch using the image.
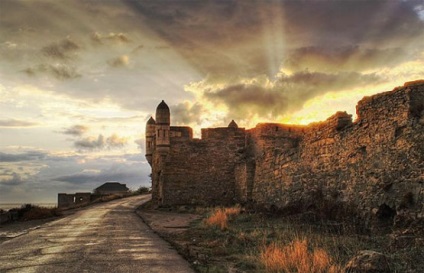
[0,195,194,273]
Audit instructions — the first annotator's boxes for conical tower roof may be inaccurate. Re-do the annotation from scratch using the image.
[228,120,238,128]
[156,100,170,125]
[156,100,169,110]
[147,116,156,125]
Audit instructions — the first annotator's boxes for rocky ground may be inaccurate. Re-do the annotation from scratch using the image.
[3,201,423,273]
[137,203,424,273]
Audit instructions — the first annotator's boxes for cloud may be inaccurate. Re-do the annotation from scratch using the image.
[41,38,80,60]
[0,151,48,162]
[106,134,128,147]
[108,55,129,67]
[123,0,424,79]
[54,171,130,184]
[52,158,146,186]
[171,102,204,125]
[61,125,89,136]
[134,138,144,151]
[74,134,128,150]
[204,83,288,120]
[0,172,25,186]
[284,46,414,73]
[91,32,130,44]
[23,64,81,80]
[202,71,382,121]
[74,135,105,150]
[0,119,39,127]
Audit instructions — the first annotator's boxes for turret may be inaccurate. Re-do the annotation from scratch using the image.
[155,100,170,154]
[228,120,238,128]
[145,116,156,166]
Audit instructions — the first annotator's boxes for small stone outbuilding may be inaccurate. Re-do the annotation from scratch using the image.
[93,182,129,195]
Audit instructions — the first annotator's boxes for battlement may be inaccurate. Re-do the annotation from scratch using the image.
[201,126,245,140]
[170,126,193,140]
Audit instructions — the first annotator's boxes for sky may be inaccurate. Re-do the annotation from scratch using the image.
[1,0,424,204]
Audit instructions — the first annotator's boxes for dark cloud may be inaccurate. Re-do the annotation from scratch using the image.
[204,71,382,121]
[205,84,288,120]
[0,119,39,127]
[53,165,142,185]
[74,134,128,150]
[74,135,105,150]
[23,64,81,80]
[41,38,80,60]
[0,172,25,186]
[0,151,48,162]
[61,125,89,136]
[284,46,415,72]
[123,0,424,78]
[171,102,204,125]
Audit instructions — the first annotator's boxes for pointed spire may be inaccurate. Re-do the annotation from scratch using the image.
[156,100,170,125]
[147,116,156,125]
[157,100,169,110]
[228,120,238,128]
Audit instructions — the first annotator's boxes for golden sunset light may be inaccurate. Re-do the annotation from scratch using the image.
[1,0,424,204]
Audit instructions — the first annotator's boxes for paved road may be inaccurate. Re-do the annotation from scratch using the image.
[0,195,195,273]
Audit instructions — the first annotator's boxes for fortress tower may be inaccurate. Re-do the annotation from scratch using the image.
[145,117,156,166]
[155,100,170,154]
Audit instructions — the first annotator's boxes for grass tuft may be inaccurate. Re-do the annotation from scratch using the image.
[259,239,342,273]
[205,205,241,230]
[205,208,229,230]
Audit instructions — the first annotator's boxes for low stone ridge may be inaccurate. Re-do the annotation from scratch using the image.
[145,81,424,228]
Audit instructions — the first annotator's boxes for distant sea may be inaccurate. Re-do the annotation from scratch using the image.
[0,203,57,211]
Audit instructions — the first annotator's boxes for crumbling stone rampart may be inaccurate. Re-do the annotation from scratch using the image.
[249,81,424,224]
[146,81,424,225]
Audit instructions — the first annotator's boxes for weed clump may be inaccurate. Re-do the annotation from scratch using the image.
[260,239,342,273]
[205,205,241,230]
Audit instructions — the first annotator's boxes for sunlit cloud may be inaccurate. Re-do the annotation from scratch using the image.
[61,125,89,136]
[108,55,130,68]
[0,119,39,127]
[74,134,128,151]
[1,0,424,203]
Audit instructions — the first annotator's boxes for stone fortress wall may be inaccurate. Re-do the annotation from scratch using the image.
[146,81,424,225]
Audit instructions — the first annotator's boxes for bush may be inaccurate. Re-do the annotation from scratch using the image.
[18,204,62,221]
[134,186,151,195]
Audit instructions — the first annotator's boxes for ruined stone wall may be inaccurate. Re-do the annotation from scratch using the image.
[250,82,424,223]
[58,192,92,208]
[158,127,246,206]
[149,81,423,224]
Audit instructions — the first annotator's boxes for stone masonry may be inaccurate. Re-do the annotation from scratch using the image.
[145,81,424,224]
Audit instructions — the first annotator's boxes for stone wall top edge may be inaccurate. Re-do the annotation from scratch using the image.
[163,81,423,143]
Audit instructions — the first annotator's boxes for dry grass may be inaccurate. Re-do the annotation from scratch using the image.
[21,205,62,221]
[259,239,342,273]
[205,208,229,230]
[205,205,241,230]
